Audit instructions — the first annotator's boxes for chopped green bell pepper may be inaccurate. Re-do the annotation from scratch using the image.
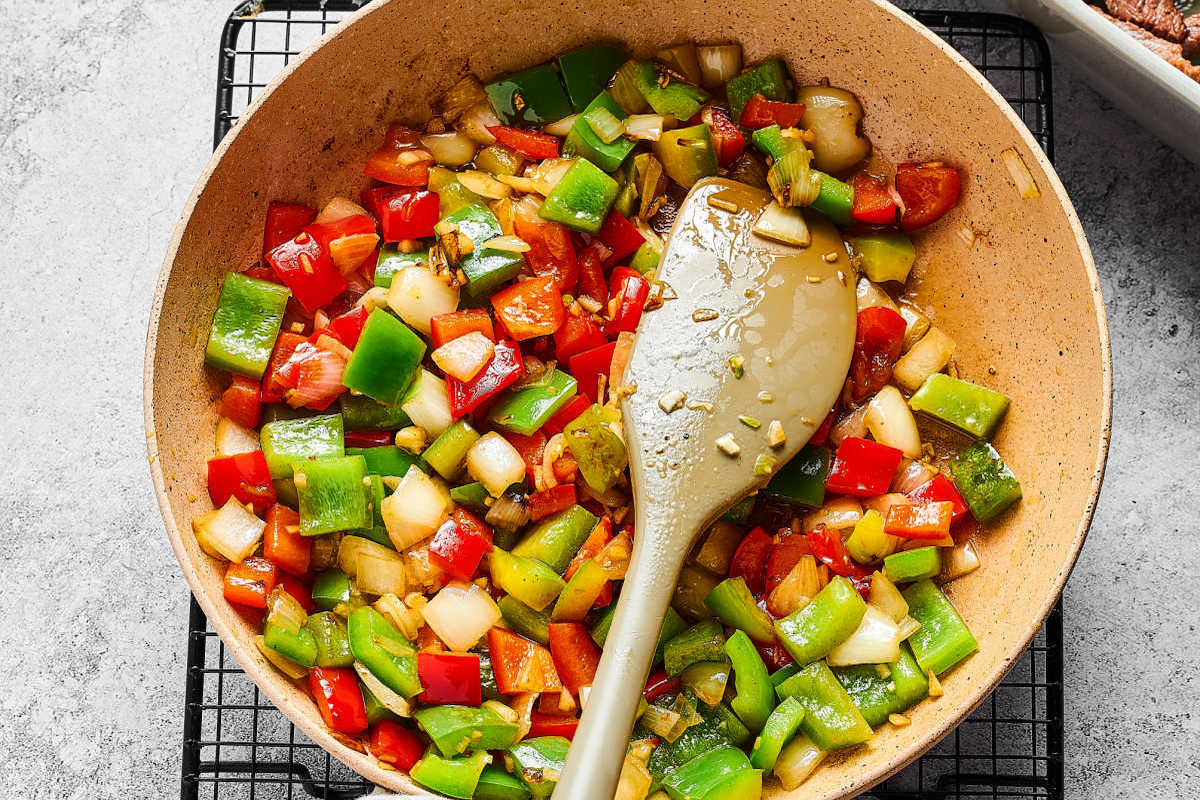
[664,620,727,678]
[539,159,620,234]
[430,166,487,216]
[848,233,917,284]
[422,418,480,480]
[304,611,354,668]
[947,440,1022,522]
[294,455,371,535]
[475,764,532,800]
[410,749,490,799]
[263,621,317,667]
[903,579,979,675]
[764,444,832,508]
[341,309,425,407]
[750,124,797,161]
[910,373,1011,439]
[621,61,709,119]
[722,496,757,525]
[705,766,763,800]
[558,44,628,111]
[507,736,570,800]
[205,272,290,379]
[592,604,686,665]
[564,91,636,171]
[449,481,490,513]
[563,403,627,493]
[346,445,424,479]
[726,59,792,120]
[489,547,566,611]
[374,244,428,288]
[498,595,552,645]
[726,630,773,732]
[833,643,929,727]
[347,606,422,697]
[811,172,854,226]
[260,413,344,479]
[705,578,775,643]
[662,745,755,800]
[883,546,941,583]
[415,704,521,757]
[749,696,805,770]
[311,570,352,612]
[488,369,579,435]
[361,682,398,724]
[774,575,867,665]
[770,663,801,687]
[443,204,526,304]
[339,393,411,430]
[511,504,597,574]
[551,558,609,621]
[485,63,573,125]
[478,652,503,701]
[775,661,873,750]
[653,123,718,188]
[645,708,737,791]
[629,234,663,275]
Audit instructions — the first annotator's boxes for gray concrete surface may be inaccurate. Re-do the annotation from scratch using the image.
[0,0,1196,797]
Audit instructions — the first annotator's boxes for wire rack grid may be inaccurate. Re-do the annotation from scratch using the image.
[184,4,1061,798]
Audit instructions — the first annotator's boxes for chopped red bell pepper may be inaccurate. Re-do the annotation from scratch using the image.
[375,189,440,242]
[806,526,872,594]
[643,669,682,703]
[262,201,317,261]
[491,276,566,341]
[261,332,307,403]
[368,719,425,771]
[447,339,525,418]
[695,106,746,166]
[515,215,579,292]
[850,172,899,226]
[528,484,578,521]
[344,430,395,448]
[895,161,961,232]
[885,501,955,540]
[487,627,564,694]
[487,125,562,159]
[277,572,316,613]
[428,516,492,581]
[756,640,795,672]
[266,231,348,313]
[739,94,806,129]
[825,437,904,497]
[363,124,434,187]
[850,306,907,402]
[309,667,369,734]
[503,430,547,480]
[576,243,609,305]
[306,214,377,249]
[223,556,278,609]
[765,532,811,597]
[207,451,276,514]
[568,342,616,403]
[451,507,493,544]
[553,313,607,364]
[548,622,602,695]
[529,710,579,739]
[605,267,651,336]
[263,504,310,577]
[220,374,262,429]
[906,474,969,524]
[430,309,496,349]
[324,305,370,349]
[542,394,591,436]
[418,652,483,705]
[729,526,773,595]
[596,211,645,267]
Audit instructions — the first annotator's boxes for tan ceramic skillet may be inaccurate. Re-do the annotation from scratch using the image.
[144,0,1111,795]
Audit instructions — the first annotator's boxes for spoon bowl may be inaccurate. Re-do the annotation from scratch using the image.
[555,178,858,799]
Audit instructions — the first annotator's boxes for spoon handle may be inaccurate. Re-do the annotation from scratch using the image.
[554,527,690,800]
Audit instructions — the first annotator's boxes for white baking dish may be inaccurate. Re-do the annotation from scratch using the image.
[1011,0,1200,164]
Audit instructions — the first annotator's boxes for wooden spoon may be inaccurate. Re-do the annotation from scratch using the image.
[555,178,858,799]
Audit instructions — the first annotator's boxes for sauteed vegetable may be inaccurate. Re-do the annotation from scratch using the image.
[197,39,1020,799]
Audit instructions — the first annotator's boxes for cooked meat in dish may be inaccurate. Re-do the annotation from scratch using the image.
[1093,6,1200,80]
[1104,0,1187,41]
[1183,13,1200,57]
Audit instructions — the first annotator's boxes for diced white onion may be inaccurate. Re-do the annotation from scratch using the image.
[480,235,531,254]
[524,158,576,196]
[866,385,922,458]
[680,662,730,706]
[697,44,743,88]
[614,746,655,800]
[640,705,683,742]
[355,548,408,597]
[826,605,903,667]
[830,404,869,446]
[774,734,826,790]
[495,174,540,194]
[458,170,512,199]
[466,432,527,498]
[893,326,956,393]
[1001,147,1041,199]
[266,584,308,631]
[855,276,899,313]
[768,555,818,618]
[623,114,665,142]
[420,131,477,167]
[382,465,452,550]
[897,615,923,640]
[867,571,909,622]
[255,635,308,679]
[215,417,259,456]
[898,304,931,352]
[803,496,863,531]
[942,540,981,581]
[386,266,459,337]
[374,593,423,640]
[193,498,264,563]
[403,543,446,591]
[400,368,453,438]
[542,114,579,137]
[753,202,811,247]
[421,580,502,651]
[455,101,501,145]
[431,331,496,382]
[314,196,370,224]
[354,662,412,716]
[891,459,935,494]
[863,493,909,518]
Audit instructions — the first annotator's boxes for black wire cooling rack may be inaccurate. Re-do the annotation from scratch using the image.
[182,4,1062,797]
